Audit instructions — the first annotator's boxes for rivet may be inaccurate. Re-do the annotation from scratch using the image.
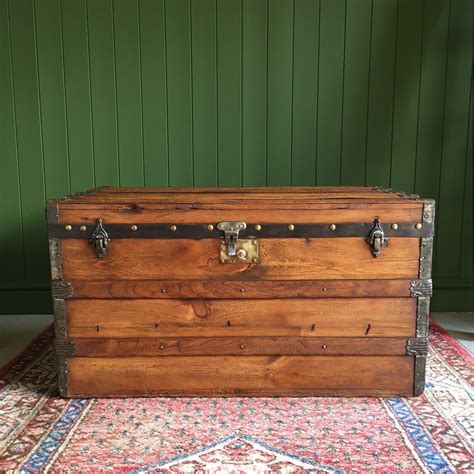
[159,344,165,350]
[252,258,258,263]
[253,240,258,245]
[322,287,328,292]
[415,223,422,230]
[79,225,87,232]
[322,344,327,349]
[170,225,177,231]
[391,223,398,230]
[65,225,72,231]
[240,288,245,292]
[161,288,167,293]
[329,224,336,231]
[424,213,429,219]
[288,224,295,231]
[254,224,262,231]
[240,344,245,349]
[207,224,214,231]
[131,225,138,231]
[220,258,225,263]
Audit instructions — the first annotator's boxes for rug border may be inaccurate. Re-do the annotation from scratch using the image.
[0,323,54,377]
[429,318,473,362]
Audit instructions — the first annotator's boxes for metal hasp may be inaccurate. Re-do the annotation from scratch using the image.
[366,218,388,258]
[217,221,247,257]
[90,219,111,258]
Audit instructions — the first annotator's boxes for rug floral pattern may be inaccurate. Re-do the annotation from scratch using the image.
[0,323,472,473]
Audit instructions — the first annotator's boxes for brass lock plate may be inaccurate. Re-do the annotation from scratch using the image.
[220,239,259,264]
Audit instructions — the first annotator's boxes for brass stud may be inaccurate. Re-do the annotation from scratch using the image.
[415,223,422,230]
[170,225,177,231]
[220,258,225,263]
[391,223,398,230]
[252,258,258,263]
[253,240,258,245]
[159,344,165,350]
[322,344,328,349]
[207,224,214,231]
[240,344,245,349]
[161,288,167,293]
[131,225,138,231]
[288,224,295,231]
[65,225,72,231]
[240,288,245,292]
[329,224,336,231]
[79,225,87,232]
[322,287,328,292]
[254,224,262,231]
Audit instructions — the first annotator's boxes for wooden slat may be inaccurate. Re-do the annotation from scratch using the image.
[67,355,414,397]
[67,298,416,338]
[71,279,414,299]
[57,205,424,224]
[72,336,409,357]
[61,237,420,281]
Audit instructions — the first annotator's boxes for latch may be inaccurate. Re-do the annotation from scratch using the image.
[90,219,111,258]
[217,221,246,256]
[366,218,388,258]
[217,221,259,264]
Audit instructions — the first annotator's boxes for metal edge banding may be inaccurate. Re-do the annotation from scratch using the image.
[47,222,435,239]
[412,201,434,395]
[46,201,71,397]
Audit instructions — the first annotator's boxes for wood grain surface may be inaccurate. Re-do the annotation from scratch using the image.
[67,298,416,338]
[67,355,414,397]
[61,237,420,281]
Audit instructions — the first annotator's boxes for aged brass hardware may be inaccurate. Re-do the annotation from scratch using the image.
[131,225,138,231]
[65,225,72,231]
[391,223,398,230]
[170,225,177,231]
[288,224,295,231]
[79,225,87,232]
[366,218,388,258]
[415,223,422,230]
[254,224,262,231]
[207,224,214,231]
[217,221,246,256]
[90,219,111,258]
[329,224,336,231]
[219,238,259,264]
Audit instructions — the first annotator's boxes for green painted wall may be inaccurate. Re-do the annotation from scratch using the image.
[0,0,472,313]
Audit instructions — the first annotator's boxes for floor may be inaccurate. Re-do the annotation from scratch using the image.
[0,313,472,367]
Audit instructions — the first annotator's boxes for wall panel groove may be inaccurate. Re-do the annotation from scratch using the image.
[0,0,471,313]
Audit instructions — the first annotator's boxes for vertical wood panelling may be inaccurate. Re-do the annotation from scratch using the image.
[217,0,242,186]
[61,0,95,192]
[140,0,168,186]
[267,0,293,185]
[35,0,70,199]
[0,0,24,282]
[340,0,371,185]
[114,0,144,186]
[191,0,217,186]
[316,0,345,185]
[435,0,472,279]
[389,0,423,193]
[242,0,267,186]
[0,0,471,313]
[365,0,398,187]
[291,0,318,186]
[88,0,119,187]
[8,0,48,280]
[165,0,193,186]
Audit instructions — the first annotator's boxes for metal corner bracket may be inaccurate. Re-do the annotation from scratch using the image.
[406,337,429,396]
[51,280,74,299]
[410,279,433,297]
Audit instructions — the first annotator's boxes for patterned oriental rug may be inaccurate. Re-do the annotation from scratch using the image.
[0,322,472,473]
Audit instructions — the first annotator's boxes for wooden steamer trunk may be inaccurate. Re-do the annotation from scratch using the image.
[46,187,434,398]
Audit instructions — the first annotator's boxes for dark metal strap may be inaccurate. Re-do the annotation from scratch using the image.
[48,222,434,239]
